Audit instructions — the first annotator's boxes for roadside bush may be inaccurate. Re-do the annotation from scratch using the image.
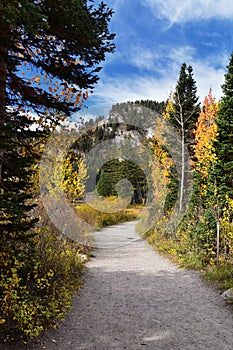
[0,226,86,340]
[146,204,233,289]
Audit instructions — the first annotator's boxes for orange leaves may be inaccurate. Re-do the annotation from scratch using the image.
[18,58,89,110]
[58,85,88,107]
[194,89,218,178]
[152,115,173,173]
[16,43,23,49]
[74,94,81,107]
[74,91,88,106]
[10,42,89,112]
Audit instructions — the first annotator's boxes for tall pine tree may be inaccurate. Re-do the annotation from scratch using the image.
[0,112,39,242]
[215,53,233,205]
[171,63,200,151]
[164,63,200,211]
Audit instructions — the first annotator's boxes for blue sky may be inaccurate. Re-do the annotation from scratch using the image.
[76,0,233,119]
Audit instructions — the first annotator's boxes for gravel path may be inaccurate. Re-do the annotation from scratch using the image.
[4,221,233,349]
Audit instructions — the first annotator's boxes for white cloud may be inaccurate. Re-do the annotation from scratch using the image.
[90,73,178,105]
[193,62,225,101]
[83,1,229,112]
[168,46,196,63]
[142,0,233,24]
[89,53,226,108]
[117,44,197,76]
[126,47,159,70]
[73,104,113,121]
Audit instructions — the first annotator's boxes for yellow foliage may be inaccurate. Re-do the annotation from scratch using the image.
[62,152,87,200]
[0,225,86,339]
[151,101,174,209]
[163,93,175,119]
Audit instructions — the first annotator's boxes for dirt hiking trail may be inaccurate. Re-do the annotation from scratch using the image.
[4,221,233,350]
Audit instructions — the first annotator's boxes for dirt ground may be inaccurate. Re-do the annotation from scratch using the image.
[2,220,233,350]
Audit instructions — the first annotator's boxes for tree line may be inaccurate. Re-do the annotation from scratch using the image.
[150,59,233,269]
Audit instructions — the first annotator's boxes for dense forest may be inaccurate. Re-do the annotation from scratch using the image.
[0,0,233,342]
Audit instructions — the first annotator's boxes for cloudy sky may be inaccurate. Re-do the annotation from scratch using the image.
[78,0,233,118]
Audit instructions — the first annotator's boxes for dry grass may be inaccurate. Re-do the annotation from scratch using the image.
[75,197,143,229]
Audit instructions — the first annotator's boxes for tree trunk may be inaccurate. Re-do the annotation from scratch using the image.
[216,218,220,265]
[177,93,185,213]
[0,21,9,126]
[180,120,185,212]
[216,184,220,265]
[0,21,9,183]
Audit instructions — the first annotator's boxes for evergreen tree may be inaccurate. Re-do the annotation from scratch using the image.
[96,159,120,197]
[0,0,115,241]
[215,53,233,204]
[95,126,104,142]
[171,63,200,151]
[96,158,147,204]
[0,112,39,242]
[0,0,115,123]
[164,63,200,211]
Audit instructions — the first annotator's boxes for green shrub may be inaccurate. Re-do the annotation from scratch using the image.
[203,264,233,290]
[179,251,206,270]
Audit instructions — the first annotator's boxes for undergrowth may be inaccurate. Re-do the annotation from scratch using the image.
[146,213,233,291]
[0,224,88,342]
[203,264,233,291]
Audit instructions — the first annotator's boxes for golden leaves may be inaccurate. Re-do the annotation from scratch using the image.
[194,89,218,178]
